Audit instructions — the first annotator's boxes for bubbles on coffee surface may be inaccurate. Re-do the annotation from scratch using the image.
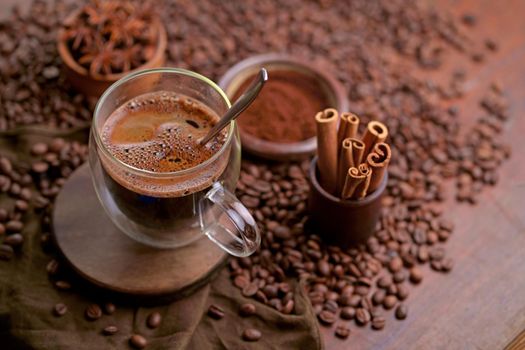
[101,91,226,173]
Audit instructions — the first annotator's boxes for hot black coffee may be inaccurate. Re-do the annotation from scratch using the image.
[99,91,229,238]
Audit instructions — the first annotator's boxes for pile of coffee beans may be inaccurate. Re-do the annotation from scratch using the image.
[0,1,93,131]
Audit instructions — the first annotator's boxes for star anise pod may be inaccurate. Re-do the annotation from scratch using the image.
[112,45,143,73]
[63,25,94,51]
[64,0,159,76]
[78,40,119,76]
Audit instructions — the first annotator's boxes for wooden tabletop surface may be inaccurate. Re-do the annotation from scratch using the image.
[322,0,525,349]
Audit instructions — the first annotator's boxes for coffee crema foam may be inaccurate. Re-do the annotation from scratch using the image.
[100,91,229,197]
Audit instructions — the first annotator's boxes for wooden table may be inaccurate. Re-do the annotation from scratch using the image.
[322,0,525,349]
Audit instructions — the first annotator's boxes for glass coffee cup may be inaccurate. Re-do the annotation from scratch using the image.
[89,68,260,257]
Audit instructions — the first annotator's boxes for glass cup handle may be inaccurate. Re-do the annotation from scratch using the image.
[199,183,260,257]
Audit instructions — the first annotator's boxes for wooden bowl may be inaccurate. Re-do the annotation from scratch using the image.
[57,14,167,98]
[218,54,349,161]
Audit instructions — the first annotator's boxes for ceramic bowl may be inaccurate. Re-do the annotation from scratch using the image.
[219,53,349,161]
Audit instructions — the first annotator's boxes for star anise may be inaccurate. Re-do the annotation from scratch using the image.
[63,0,158,76]
[78,41,119,76]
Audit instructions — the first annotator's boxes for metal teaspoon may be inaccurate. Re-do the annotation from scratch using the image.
[199,68,268,145]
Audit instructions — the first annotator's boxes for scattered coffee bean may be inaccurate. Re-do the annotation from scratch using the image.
[340,306,356,320]
[207,304,225,320]
[371,316,386,330]
[103,302,116,315]
[85,304,102,321]
[102,325,119,336]
[355,308,371,326]
[242,283,258,297]
[54,280,71,291]
[441,258,454,272]
[129,334,148,349]
[397,284,410,301]
[53,303,67,317]
[383,295,397,310]
[395,304,408,320]
[318,310,336,325]
[239,303,256,317]
[147,311,162,329]
[409,267,423,284]
[4,233,23,247]
[0,244,14,260]
[334,325,350,339]
[372,290,386,305]
[242,328,262,342]
[31,143,49,156]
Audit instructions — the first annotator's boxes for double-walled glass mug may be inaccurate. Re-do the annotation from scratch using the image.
[89,68,260,257]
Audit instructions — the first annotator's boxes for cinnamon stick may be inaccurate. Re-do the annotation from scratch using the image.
[361,121,388,158]
[366,142,391,193]
[348,138,365,168]
[341,167,364,200]
[353,163,372,199]
[337,112,360,148]
[315,108,339,194]
[336,138,353,194]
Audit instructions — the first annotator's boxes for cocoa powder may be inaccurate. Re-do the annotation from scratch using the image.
[235,70,329,143]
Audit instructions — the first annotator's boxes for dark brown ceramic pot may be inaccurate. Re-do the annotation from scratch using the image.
[308,157,387,248]
[219,54,349,161]
[57,13,167,98]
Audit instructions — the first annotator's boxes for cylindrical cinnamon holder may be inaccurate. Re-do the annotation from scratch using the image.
[308,157,387,248]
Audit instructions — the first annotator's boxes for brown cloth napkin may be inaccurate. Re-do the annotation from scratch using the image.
[0,129,323,350]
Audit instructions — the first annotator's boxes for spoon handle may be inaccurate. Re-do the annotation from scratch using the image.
[200,68,268,145]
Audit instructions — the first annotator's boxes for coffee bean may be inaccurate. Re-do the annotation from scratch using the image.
[4,233,23,247]
[242,328,261,342]
[397,284,410,300]
[282,299,294,314]
[372,290,386,305]
[0,244,14,260]
[242,283,258,297]
[207,304,225,320]
[377,276,392,289]
[46,259,59,275]
[31,161,49,173]
[240,303,256,317]
[147,311,162,329]
[355,308,371,326]
[31,143,49,156]
[102,325,119,336]
[340,306,356,320]
[409,267,423,284]
[395,304,408,320]
[317,260,330,277]
[5,220,23,232]
[85,304,102,321]
[431,260,443,271]
[53,303,67,317]
[55,280,71,291]
[318,310,336,325]
[383,295,397,310]
[129,334,148,349]
[371,316,386,330]
[441,258,454,272]
[388,257,403,272]
[334,325,350,339]
[103,302,116,315]
[393,270,407,283]
[233,275,249,289]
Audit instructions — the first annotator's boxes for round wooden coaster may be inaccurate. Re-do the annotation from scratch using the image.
[52,164,227,296]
